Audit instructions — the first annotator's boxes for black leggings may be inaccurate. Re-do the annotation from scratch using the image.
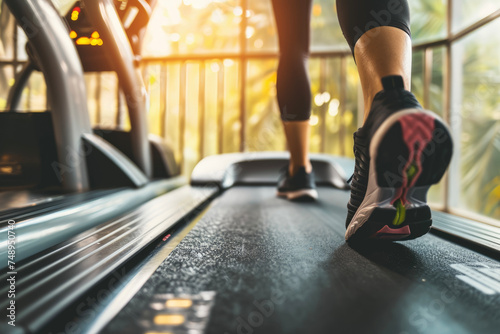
[272,0,411,121]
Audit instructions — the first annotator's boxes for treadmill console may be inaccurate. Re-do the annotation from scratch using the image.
[65,0,156,71]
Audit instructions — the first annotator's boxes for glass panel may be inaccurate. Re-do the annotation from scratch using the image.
[85,74,98,124]
[246,0,277,52]
[248,0,348,53]
[323,57,342,155]
[343,57,359,158]
[204,61,219,157]
[98,72,119,128]
[452,0,500,33]
[430,47,445,117]
[184,62,201,175]
[18,70,47,111]
[310,0,347,51]
[453,19,500,220]
[222,59,240,153]
[0,2,15,61]
[428,47,446,205]
[166,63,181,162]
[143,0,240,57]
[0,65,14,110]
[409,0,447,44]
[309,57,322,153]
[245,58,286,152]
[17,26,28,61]
[309,56,359,155]
[143,64,162,136]
[411,50,424,104]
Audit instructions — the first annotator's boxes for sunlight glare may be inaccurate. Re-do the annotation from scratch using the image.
[246,26,255,39]
[210,62,220,72]
[233,6,243,16]
[210,8,224,24]
[328,99,340,116]
[170,33,181,42]
[186,33,195,45]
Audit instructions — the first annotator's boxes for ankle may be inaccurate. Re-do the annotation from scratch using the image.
[289,161,312,176]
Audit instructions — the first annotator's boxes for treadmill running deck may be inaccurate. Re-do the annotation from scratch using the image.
[104,187,500,334]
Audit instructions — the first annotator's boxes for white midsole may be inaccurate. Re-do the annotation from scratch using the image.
[277,189,318,200]
[345,108,441,240]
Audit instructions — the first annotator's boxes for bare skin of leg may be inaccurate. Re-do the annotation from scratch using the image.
[282,28,409,176]
[283,120,312,175]
[354,26,412,122]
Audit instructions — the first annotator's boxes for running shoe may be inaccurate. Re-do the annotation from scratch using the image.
[277,166,318,200]
[345,75,453,242]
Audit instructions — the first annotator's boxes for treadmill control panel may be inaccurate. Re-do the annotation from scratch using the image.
[64,0,156,72]
[68,5,104,48]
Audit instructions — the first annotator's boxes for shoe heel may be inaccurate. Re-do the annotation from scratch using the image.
[353,111,453,241]
[376,112,452,191]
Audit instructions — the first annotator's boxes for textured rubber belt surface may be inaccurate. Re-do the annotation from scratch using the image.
[104,187,500,334]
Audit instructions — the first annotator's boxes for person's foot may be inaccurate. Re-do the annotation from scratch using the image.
[345,75,453,242]
[277,166,318,201]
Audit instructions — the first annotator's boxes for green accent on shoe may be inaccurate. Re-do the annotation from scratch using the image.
[392,199,406,226]
[407,162,418,183]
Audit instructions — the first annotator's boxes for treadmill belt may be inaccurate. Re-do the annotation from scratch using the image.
[104,187,500,334]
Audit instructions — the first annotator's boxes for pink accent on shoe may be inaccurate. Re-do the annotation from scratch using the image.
[392,113,435,205]
[373,225,411,239]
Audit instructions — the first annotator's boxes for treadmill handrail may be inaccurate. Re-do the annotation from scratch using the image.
[84,0,153,178]
[5,0,92,191]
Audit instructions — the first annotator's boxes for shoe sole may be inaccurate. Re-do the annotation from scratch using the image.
[277,189,319,201]
[345,109,453,242]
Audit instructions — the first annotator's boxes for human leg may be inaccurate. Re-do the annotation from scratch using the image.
[272,0,317,200]
[336,0,453,240]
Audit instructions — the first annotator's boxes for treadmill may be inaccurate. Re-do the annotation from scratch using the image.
[1,150,499,334]
[1,1,500,334]
[0,0,181,265]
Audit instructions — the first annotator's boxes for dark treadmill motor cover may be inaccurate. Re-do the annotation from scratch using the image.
[93,128,180,178]
[0,112,61,189]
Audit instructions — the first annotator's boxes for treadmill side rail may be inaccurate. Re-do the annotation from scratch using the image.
[0,185,216,333]
[0,177,186,266]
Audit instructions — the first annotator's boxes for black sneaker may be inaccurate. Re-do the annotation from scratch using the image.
[345,75,453,242]
[277,166,318,200]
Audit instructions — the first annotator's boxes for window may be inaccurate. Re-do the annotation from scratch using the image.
[450,18,500,221]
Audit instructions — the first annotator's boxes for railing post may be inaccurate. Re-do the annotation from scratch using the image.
[179,61,187,173]
[239,0,248,152]
[217,60,225,154]
[442,0,454,212]
[423,47,433,110]
[160,62,168,138]
[319,57,327,153]
[339,55,347,156]
[198,61,206,159]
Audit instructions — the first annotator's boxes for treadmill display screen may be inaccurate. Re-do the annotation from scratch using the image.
[68,6,104,47]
